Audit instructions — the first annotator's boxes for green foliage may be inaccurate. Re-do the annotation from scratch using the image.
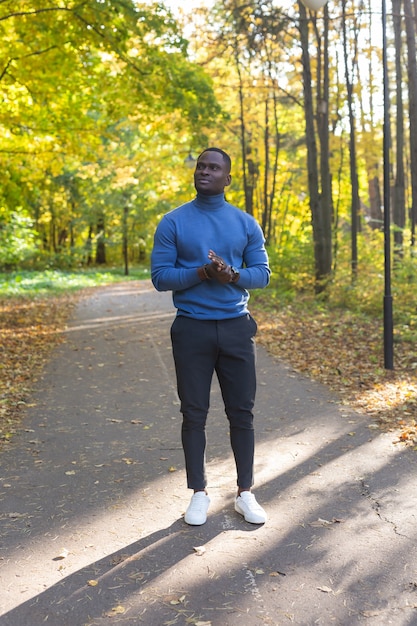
[265,226,316,301]
[0,209,39,269]
[0,0,224,272]
[258,226,417,348]
[0,267,150,297]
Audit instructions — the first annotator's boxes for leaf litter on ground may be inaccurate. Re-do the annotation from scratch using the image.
[0,294,75,441]
[0,290,416,448]
[252,304,417,446]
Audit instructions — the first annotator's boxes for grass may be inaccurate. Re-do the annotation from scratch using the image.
[0,267,151,297]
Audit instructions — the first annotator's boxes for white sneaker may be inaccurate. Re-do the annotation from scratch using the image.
[235,491,267,524]
[184,492,210,525]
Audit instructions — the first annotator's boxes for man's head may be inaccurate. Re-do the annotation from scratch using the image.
[194,148,232,196]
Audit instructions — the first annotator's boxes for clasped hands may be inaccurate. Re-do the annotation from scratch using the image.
[204,249,234,283]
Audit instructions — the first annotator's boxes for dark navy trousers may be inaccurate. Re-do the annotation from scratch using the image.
[170,314,258,491]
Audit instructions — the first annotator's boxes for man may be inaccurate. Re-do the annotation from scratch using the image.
[151,147,270,525]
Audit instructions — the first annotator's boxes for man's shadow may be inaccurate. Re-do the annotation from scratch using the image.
[0,508,261,626]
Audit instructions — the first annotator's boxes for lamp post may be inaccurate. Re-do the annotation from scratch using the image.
[184,152,196,169]
[300,0,394,369]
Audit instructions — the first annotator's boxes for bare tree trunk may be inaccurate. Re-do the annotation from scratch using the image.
[235,50,254,215]
[358,0,383,229]
[392,0,406,256]
[314,5,333,277]
[123,204,129,276]
[86,225,93,266]
[268,85,281,244]
[342,0,360,280]
[262,95,270,236]
[95,214,106,264]
[298,1,332,292]
[404,0,417,246]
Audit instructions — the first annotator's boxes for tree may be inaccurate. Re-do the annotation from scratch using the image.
[0,0,223,267]
[392,0,406,256]
[298,1,332,291]
[403,0,417,246]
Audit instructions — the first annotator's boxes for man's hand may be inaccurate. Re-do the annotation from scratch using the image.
[207,250,234,283]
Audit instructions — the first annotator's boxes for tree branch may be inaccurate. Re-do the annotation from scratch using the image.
[0,46,58,82]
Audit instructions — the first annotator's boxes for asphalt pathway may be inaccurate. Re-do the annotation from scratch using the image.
[1,281,417,626]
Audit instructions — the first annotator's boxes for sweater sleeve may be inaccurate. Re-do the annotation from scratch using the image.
[151,215,201,292]
[237,220,271,290]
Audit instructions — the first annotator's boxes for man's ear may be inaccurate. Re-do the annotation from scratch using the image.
[225,174,232,187]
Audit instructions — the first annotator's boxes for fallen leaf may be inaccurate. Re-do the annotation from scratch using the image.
[87,579,98,586]
[170,595,186,605]
[309,517,344,527]
[106,605,126,616]
[55,548,69,560]
[193,545,206,556]
[317,585,333,593]
[362,610,384,617]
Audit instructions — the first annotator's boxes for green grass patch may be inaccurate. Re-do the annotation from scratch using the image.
[0,266,150,298]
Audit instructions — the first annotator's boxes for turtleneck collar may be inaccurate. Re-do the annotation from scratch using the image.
[193,192,227,211]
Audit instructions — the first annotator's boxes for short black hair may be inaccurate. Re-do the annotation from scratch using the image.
[199,147,231,173]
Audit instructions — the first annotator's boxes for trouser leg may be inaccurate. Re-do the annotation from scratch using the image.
[215,315,258,489]
[171,316,216,490]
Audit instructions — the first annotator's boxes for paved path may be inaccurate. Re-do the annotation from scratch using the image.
[1,281,417,625]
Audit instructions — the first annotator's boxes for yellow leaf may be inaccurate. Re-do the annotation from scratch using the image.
[87,579,98,587]
[107,605,125,616]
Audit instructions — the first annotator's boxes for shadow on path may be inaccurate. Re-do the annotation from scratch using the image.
[1,282,417,625]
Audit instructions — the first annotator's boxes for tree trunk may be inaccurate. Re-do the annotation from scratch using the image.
[86,225,93,266]
[368,177,383,229]
[262,95,270,237]
[123,204,129,276]
[342,0,360,279]
[235,51,254,215]
[298,1,332,292]
[392,0,406,256]
[95,215,106,264]
[404,0,417,246]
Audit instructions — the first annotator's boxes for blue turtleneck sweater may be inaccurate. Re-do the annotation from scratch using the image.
[151,193,270,320]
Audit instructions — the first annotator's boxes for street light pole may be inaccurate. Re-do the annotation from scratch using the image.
[382,0,394,369]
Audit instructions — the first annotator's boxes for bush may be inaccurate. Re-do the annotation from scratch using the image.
[0,210,40,270]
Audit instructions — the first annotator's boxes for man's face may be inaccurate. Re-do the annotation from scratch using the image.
[194,151,231,196]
